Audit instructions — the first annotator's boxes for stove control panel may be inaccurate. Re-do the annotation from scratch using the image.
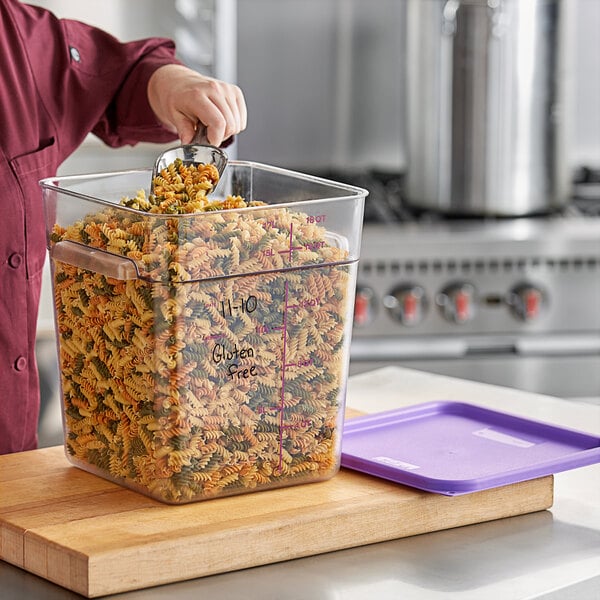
[352,271,558,334]
[507,283,545,321]
[383,284,428,326]
[352,223,600,337]
[436,282,477,324]
[354,285,377,327]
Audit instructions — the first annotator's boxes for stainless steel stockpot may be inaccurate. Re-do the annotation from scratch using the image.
[405,0,569,216]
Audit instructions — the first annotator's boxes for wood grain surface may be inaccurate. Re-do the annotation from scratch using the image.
[0,444,554,597]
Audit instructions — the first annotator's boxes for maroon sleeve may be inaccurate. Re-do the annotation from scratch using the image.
[11,1,181,162]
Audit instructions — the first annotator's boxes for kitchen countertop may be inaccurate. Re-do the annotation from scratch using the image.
[2,366,599,599]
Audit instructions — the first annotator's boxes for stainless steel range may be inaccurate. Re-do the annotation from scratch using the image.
[328,169,600,399]
[345,0,599,400]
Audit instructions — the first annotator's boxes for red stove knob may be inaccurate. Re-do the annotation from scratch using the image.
[508,283,545,321]
[354,285,377,327]
[436,282,477,324]
[383,284,428,326]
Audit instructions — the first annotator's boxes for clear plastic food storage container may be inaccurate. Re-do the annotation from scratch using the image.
[40,162,366,504]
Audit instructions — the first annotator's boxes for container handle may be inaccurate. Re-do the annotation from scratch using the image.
[50,240,139,281]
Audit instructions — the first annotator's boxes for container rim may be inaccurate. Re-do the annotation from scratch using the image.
[39,160,369,216]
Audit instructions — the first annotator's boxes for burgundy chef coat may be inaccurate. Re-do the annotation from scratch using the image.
[0,0,181,454]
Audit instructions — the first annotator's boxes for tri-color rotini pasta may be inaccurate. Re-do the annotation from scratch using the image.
[49,161,354,503]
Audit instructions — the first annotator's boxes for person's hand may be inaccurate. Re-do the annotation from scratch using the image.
[147,64,247,147]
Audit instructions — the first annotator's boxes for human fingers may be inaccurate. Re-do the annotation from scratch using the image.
[148,66,247,147]
[170,112,198,145]
[197,81,246,146]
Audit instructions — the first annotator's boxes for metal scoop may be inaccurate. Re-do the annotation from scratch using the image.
[151,125,228,193]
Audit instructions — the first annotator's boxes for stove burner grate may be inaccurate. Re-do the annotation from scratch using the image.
[309,167,600,223]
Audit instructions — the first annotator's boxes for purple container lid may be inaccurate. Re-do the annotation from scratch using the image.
[341,401,600,495]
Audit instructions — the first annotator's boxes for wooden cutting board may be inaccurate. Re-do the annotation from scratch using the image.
[0,443,553,598]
